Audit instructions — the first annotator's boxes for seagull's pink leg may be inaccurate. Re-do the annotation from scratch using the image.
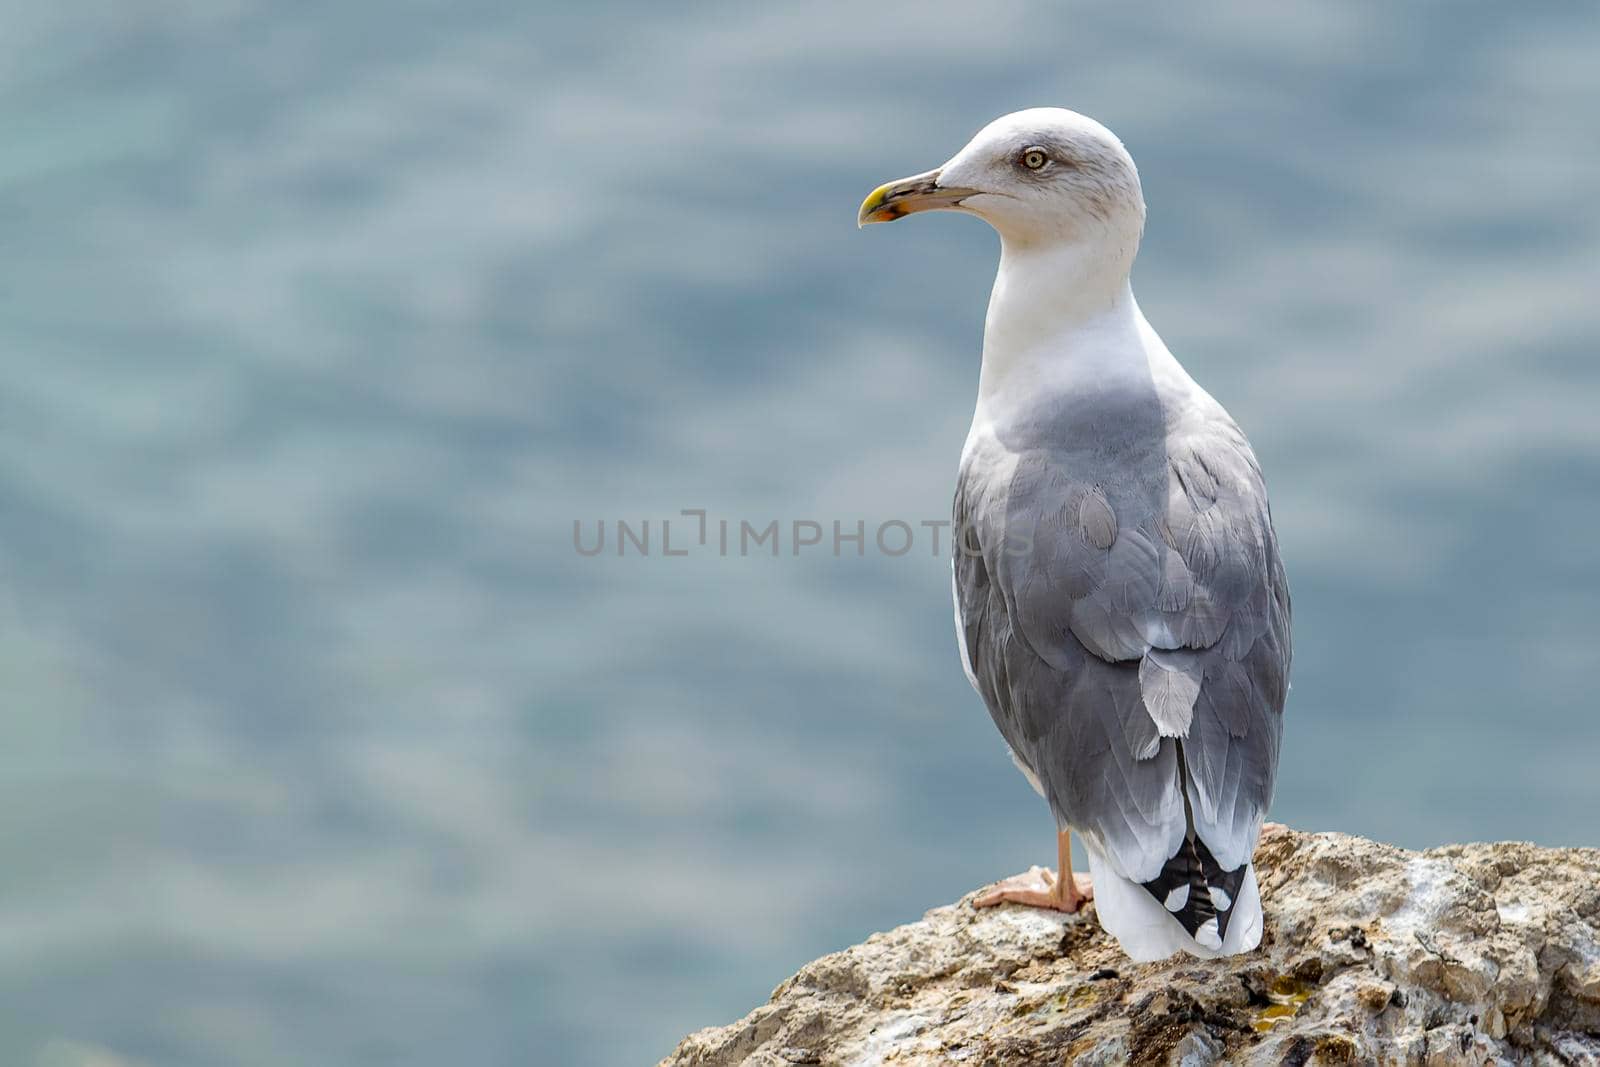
[973,829,1094,913]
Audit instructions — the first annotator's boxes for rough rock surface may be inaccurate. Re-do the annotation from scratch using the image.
[661,827,1600,1066]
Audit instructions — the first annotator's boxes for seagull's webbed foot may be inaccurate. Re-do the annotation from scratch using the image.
[972,829,1093,914]
[973,865,1094,913]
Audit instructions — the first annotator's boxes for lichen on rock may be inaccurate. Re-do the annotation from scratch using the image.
[660,827,1600,1065]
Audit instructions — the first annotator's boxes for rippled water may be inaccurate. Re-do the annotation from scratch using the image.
[2,3,1597,1065]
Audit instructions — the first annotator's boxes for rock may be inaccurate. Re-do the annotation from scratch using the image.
[660,828,1600,1066]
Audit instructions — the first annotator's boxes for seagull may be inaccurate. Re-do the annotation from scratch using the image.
[859,109,1291,961]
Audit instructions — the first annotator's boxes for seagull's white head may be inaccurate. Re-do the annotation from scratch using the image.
[858,108,1145,251]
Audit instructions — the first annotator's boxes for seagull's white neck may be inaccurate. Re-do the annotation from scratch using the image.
[976,236,1181,418]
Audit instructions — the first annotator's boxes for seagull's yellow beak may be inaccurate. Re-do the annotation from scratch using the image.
[857,168,982,228]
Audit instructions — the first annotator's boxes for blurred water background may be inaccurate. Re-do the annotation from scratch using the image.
[2,2,1598,1065]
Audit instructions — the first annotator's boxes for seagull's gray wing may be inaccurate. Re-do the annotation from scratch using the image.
[955,392,1290,939]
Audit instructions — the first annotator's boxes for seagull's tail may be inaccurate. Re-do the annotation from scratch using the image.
[1083,839,1262,962]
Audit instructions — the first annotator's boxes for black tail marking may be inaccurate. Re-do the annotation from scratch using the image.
[1138,739,1248,941]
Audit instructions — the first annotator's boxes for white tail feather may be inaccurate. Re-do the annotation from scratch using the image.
[1084,842,1262,962]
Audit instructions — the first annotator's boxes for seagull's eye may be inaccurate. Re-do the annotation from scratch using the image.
[1021,147,1049,171]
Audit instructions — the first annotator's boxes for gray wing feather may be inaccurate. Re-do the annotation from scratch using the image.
[954,397,1290,887]
[1138,648,1202,737]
